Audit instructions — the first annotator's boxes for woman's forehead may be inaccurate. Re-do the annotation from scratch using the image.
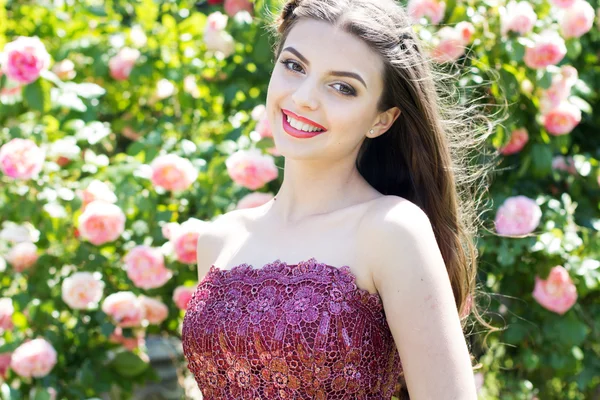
[283,19,384,89]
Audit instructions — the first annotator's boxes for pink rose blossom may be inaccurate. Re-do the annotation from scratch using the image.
[124,245,172,289]
[1,36,51,84]
[0,353,11,379]
[559,0,595,39]
[150,154,198,192]
[161,222,180,240]
[407,0,446,24]
[225,149,279,190]
[108,47,140,81]
[10,338,57,378]
[533,266,577,314]
[540,66,578,113]
[139,296,169,325]
[102,291,145,328]
[77,180,118,211]
[173,286,196,310]
[61,272,105,310]
[550,0,577,8]
[552,155,577,175]
[256,113,273,138]
[542,101,581,135]
[78,201,126,245]
[109,327,145,350]
[431,27,467,63]
[204,12,235,57]
[236,192,274,209]
[500,128,529,155]
[0,138,45,180]
[0,298,14,332]
[524,31,567,69]
[500,1,537,36]
[224,0,253,17]
[455,21,475,44]
[6,242,38,272]
[494,195,542,236]
[170,218,207,264]
[51,59,76,80]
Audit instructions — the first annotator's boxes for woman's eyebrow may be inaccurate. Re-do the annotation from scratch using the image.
[281,46,368,89]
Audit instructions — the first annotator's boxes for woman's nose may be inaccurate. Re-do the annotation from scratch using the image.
[291,80,319,110]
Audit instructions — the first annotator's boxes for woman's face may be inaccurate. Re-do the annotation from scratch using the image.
[266,18,391,161]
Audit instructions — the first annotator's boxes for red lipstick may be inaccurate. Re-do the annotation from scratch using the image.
[281,109,327,139]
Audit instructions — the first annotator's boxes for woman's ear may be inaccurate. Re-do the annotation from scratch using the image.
[367,107,401,138]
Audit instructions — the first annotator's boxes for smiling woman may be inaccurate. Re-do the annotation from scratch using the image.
[181,0,502,399]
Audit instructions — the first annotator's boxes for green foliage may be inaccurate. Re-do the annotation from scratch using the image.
[0,0,598,399]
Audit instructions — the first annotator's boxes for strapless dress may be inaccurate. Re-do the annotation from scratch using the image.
[181,257,403,399]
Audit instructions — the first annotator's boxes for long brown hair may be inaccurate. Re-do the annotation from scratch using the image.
[267,0,504,397]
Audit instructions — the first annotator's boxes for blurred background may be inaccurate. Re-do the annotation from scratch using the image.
[0,0,598,399]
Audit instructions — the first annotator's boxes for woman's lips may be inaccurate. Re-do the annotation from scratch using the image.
[281,109,327,131]
[281,111,326,139]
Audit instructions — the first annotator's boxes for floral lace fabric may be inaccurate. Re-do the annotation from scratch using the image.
[182,257,403,399]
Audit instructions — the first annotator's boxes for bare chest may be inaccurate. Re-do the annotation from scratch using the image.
[213,212,378,295]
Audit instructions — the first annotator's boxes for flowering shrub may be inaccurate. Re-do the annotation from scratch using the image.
[0,0,598,399]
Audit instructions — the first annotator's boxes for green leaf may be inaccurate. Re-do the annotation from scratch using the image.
[24,79,50,113]
[32,388,50,400]
[566,39,582,59]
[110,351,149,378]
[530,144,553,178]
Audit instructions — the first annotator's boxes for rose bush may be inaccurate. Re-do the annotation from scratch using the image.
[0,0,598,399]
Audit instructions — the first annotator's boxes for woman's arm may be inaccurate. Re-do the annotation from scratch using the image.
[363,199,478,400]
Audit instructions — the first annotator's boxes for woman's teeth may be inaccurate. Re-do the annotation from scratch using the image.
[286,115,323,132]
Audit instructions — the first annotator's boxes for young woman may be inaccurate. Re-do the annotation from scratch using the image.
[182,0,499,398]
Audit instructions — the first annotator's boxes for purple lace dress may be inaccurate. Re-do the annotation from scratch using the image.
[181,257,403,399]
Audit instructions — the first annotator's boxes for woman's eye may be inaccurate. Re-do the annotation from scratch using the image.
[332,83,356,96]
[280,59,304,73]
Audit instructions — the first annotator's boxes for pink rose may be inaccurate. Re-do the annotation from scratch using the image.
[500,128,529,155]
[550,0,577,8]
[539,66,578,113]
[552,155,577,175]
[407,0,446,24]
[78,201,126,245]
[524,31,567,69]
[124,245,172,289]
[494,195,542,236]
[61,272,105,310]
[225,149,279,190]
[161,222,180,240]
[150,154,198,192]
[224,0,253,17]
[170,218,207,264]
[500,1,537,36]
[108,47,140,81]
[139,296,169,325]
[109,327,145,351]
[532,266,577,314]
[236,192,274,209]
[0,298,14,332]
[455,22,475,44]
[0,138,45,180]
[204,12,235,57]
[173,286,197,310]
[51,59,76,80]
[0,353,11,379]
[431,27,466,63]
[102,291,145,328]
[256,113,273,138]
[542,101,581,135]
[1,36,51,84]
[559,0,595,39]
[6,242,38,272]
[77,180,118,211]
[10,338,57,378]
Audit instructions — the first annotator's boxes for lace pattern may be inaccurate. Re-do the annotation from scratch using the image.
[182,257,403,399]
